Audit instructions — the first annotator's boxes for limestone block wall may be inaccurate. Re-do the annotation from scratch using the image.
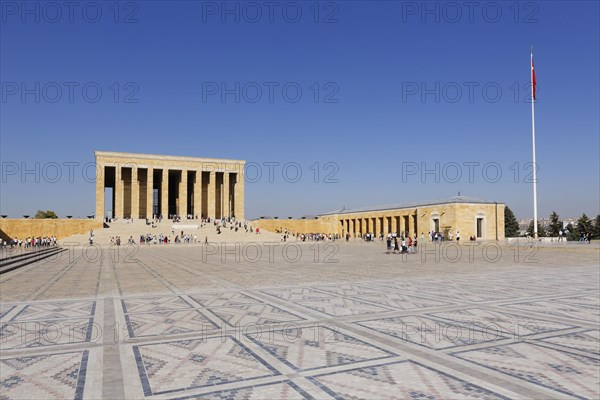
[252,218,336,234]
[0,219,102,241]
[449,203,503,240]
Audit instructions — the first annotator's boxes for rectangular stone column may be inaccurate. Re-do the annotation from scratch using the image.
[223,172,230,218]
[408,213,415,237]
[95,164,104,220]
[375,217,381,236]
[179,170,187,217]
[147,168,153,218]
[364,218,369,233]
[234,170,244,220]
[161,169,169,219]
[391,216,398,235]
[115,165,123,219]
[131,166,139,220]
[207,171,215,218]
[194,171,202,219]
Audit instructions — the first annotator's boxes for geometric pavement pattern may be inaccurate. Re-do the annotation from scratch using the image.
[0,350,88,400]
[0,243,598,399]
[453,342,600,398]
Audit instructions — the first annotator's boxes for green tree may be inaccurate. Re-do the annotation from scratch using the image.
[504,206,519,237]
[593,215,600,239]
[576,213,593,235]
[526,220,546,237]
[548,211,562,237]
[34,210,58,219]
[565,223,579,241]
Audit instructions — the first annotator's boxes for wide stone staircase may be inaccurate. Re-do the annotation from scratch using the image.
[62,219,281,246]
[0,246,67,274]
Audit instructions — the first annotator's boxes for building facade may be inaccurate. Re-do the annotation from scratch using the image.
[254,196,505,240]
[95,151,244,220]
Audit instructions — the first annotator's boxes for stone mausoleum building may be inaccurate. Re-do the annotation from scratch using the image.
[255,195,506,241]
[325,195,505,240]
[1,151,505,241]
[95,151,245,221]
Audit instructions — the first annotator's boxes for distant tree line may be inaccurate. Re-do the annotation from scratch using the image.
[34,210,58,219]
[504,206,600,240]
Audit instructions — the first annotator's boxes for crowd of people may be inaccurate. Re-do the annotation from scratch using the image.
[268,228,470,245]
[108,216,257,246]
[1,236,58,249]
[385,233,416,254]
[273,228,339,242]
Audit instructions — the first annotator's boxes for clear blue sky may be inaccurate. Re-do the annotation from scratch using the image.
[1,0,598,220]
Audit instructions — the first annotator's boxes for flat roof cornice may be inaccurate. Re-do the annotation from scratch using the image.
[320,195,504,216]
[94,151,245,164]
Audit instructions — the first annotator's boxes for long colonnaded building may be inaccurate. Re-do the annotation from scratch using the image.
[95,151,245,221]
[254,195,506,240]
[1,151,505,241]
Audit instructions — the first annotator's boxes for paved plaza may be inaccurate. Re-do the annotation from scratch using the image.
[1,241,599,399]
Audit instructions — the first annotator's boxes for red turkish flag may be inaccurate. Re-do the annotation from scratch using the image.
[531,56,537,100]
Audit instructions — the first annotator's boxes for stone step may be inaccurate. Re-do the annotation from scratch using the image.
[0,247,66,275]
[0,246,61,266]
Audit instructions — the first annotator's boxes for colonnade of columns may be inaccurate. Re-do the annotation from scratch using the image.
[96,164,244,221]
[340,212,418,238]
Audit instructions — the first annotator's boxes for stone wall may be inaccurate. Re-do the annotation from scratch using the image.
[0,219,103,241]
[451,203,504,240]
[252,218,335,234]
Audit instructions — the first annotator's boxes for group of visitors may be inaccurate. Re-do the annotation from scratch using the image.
[363,233,376,241]
[139,233,169,245]
[427,230,468,242]
[272,227,339,241]
[385,233,417,254]
[1,236,58,249]
[579,232,593,243]
[174,234,197,243]
[299,233,337,241]
[146,216,161,228]
[106,216,256,246]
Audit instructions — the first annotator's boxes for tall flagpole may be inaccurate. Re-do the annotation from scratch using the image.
[530,46,538,239]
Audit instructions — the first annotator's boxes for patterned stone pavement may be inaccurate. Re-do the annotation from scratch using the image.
[0,242,598,399]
